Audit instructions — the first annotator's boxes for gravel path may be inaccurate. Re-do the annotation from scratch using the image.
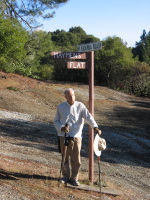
[0,110,33,121]
[0,109,150,200]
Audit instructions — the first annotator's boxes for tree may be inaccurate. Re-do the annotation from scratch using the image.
[23,30,54,78]
[132,30,150,65]
[69,26,86,35]
[25,30,53,63]
[94,36,135,87]
[0,0,69,29]
[52,30,80,51]
[124,62,150,97]
[82,35,100,44]
[0,15,28,70]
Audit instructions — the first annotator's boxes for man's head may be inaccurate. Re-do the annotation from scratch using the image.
[64,88,75,105]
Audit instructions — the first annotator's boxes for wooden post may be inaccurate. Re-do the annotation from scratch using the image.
[89,51,94,183]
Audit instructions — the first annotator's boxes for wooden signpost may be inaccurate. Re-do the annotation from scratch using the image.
[51,41,102,183]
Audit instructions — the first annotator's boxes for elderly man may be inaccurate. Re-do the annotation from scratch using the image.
[54,88,101,186]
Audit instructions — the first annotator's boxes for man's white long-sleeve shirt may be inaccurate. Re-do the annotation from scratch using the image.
[54,101,98,138]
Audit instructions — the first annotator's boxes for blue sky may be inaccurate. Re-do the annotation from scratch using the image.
[39,0,150,47]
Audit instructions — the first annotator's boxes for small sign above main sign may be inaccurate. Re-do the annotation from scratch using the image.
[77,41,102,52]
[51,52,89,59]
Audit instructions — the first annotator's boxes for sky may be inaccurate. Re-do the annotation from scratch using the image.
[39,0,150,47]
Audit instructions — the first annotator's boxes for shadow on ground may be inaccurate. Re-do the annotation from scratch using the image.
[0,117,150,169]
[0,169,57,181]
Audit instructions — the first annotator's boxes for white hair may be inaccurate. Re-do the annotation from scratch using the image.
[64,88,74,96]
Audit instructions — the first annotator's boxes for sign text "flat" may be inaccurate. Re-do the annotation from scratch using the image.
[67,61,89,69]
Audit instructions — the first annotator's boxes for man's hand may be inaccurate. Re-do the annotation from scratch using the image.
[94,127,102,136]
[61,126,69,133]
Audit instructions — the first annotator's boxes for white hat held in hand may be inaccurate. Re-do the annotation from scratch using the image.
[94,134,106,157]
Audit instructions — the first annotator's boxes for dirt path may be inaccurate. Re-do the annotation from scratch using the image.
[0,72,150,199]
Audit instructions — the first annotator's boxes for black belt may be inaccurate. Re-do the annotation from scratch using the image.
[66,136,74,141]
[64,136,74,146]
[69,137,75,141]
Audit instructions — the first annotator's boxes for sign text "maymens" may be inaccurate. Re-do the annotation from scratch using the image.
[51,52,88,59]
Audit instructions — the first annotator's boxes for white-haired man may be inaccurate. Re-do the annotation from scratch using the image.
[54,88,101,186]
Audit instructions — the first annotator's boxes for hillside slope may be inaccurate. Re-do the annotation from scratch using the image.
[0,72,150,200]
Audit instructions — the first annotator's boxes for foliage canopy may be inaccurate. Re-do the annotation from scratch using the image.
[0,15,28,69]
[0,0,69,28]
[132,30,150,65]
[0,14,150,97]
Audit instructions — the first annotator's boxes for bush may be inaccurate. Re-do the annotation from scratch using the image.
[4,62,32,77]
[38,65,54,80]
[124,62,150,97]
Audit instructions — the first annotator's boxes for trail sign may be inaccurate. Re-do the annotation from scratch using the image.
[77,41,102,52]
[67,61,89,69]
[51,51,89,59]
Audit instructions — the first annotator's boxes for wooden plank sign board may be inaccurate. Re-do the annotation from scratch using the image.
[67,61,89,69]
[66,183,121,196]
[51,52,89,59]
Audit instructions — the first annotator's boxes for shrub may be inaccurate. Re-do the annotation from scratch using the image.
[4,62,32,77]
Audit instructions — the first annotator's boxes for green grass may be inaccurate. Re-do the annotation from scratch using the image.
[7,86,18,91]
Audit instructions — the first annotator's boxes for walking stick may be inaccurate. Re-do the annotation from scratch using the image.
[98,156,102,199]
[59,124,68,179]
[94,134,106,199]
